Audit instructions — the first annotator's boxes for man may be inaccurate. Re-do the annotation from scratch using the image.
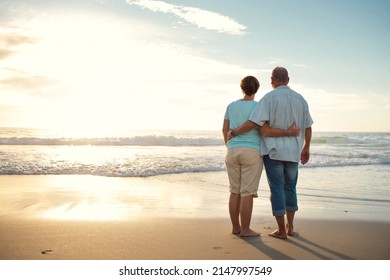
[230,67,313,239]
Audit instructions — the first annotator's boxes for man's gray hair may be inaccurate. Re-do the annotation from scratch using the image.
[272,67,289,82]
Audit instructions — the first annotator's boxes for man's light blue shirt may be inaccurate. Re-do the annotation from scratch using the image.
[249,86,313,162]
[224,100,260,151]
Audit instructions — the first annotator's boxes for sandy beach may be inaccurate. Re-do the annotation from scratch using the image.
[1,217,389,260]
[0,173,389,260]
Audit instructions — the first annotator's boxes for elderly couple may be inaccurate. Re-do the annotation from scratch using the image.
[222,67,313,239]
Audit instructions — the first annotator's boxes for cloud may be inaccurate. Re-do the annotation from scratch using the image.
[126,0,246,35]
[0,75,56,96]
[293,63,308,68]
[0,49,13,60]
[292,83,366,112]
[0,32,37,60]
[0,33,36,47]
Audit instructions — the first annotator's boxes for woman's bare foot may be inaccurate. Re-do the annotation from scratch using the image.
[268,229,287,239]
[232,226,241,235]
[286,223,294,236]
[240,229,259,237]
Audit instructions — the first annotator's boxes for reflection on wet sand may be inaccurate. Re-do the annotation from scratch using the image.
[0,175,213,221]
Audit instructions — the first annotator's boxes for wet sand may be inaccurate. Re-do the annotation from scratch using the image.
[0,174,389,260]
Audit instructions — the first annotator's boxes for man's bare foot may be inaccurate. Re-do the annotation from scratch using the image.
[268,229,287,239]
[286,223,294,236]
[240,229,259,237]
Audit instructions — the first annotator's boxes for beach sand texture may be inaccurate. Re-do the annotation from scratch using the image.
[0,173,389,260]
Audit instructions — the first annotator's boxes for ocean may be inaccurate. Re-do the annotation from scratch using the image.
[1,127,389,177]
[0,127,389,221]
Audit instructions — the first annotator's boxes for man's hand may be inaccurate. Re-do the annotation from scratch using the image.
[301,127,312,165]
[227,129,235,140]
[301,147,310,165]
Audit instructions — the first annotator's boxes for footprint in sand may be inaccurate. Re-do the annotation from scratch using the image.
[212,246,231,255]
[41,250,53,255]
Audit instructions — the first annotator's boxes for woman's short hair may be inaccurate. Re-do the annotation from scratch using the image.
[240,76,260,96]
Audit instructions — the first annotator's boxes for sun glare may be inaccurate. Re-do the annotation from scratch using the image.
[5,12,154,133]
[2,7,252,133]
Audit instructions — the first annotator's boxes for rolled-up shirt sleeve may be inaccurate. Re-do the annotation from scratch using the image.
[249,100,268,126]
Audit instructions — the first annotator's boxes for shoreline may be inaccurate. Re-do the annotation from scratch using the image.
[0,173,389,260]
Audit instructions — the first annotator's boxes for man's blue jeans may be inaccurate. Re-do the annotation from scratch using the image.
[263,155,299,216]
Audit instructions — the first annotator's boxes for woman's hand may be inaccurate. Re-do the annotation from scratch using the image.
[288,122,300,136]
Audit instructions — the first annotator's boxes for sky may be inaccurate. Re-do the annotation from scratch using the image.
[0,0,389,133]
